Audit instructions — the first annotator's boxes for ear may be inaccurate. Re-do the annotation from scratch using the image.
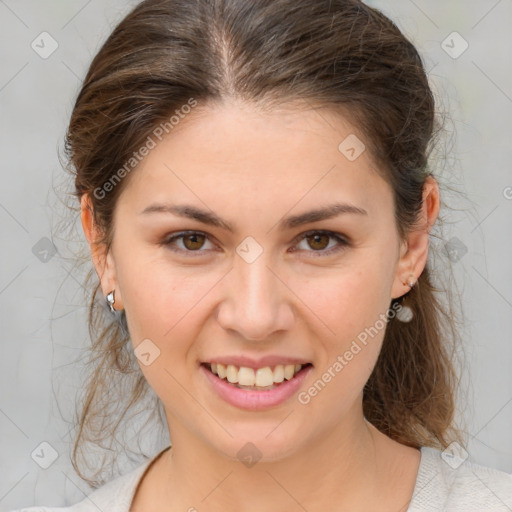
[80,194,124,310]
[391,176,440,299]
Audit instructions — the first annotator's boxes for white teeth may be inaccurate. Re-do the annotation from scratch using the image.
[217,363,226,379]
[273,364,284,383]
[255,367,274,387]
[238,367,255,386]
[208,362,305,387]
[226,364,238,383]
[283,364,295,380]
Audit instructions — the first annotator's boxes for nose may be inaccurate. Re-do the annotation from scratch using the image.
[216,252,295,341]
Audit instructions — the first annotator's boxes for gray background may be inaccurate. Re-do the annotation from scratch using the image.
[1,0,511,509]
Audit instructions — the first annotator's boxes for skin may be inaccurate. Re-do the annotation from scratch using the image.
[81,99,440,511]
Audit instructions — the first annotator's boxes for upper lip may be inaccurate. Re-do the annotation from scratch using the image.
[202,355,312,369]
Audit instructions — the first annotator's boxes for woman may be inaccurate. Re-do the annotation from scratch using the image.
[12,0,512,510]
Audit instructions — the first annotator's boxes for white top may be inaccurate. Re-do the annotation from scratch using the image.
[10,445,512,511]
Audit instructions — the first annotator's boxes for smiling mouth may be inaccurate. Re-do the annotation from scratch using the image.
[202,362,313,390]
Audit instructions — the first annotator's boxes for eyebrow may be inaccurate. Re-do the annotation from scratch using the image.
[139,202,368,232]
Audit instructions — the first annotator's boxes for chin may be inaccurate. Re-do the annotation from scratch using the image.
[203,422,310,464]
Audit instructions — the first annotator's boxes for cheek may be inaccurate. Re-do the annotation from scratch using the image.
[293,256,394,405]
[116,250,211,340]
[117,259,217,412]
[294,257,394,343]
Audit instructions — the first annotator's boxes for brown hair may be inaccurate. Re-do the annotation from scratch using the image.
[64,0,466,487]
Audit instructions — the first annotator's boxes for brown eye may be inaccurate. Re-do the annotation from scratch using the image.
[305,233,330,251]
[182,233,206,250]
[293,230,349,257]
[163,231,215,254]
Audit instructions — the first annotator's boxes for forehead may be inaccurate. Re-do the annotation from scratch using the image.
[116,100,391,221]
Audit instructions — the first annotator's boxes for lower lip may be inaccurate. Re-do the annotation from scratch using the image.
[200,364,313,411]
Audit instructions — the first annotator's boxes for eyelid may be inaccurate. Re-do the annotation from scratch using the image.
[289,229,350,257]
[162,230,218,256]
[162,229,350,256]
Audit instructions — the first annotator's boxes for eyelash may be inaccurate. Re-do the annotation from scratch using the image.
[161,230,350,258]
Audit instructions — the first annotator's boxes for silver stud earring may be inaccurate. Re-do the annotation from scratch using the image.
[106,290,116,313]
[403,274,416,289]
[396,274,416,322]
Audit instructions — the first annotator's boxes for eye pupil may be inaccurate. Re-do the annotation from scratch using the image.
[183,233,205,250]
[308,233,329,250]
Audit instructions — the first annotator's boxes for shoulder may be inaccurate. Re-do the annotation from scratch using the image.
[6,465,143,512]
[8,446,171,512]
[408,446,512,511]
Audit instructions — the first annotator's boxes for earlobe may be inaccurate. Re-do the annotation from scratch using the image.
[391,176,440,299]
[80,194,122,308]
[103,250,124,311]
[401,273,417,289]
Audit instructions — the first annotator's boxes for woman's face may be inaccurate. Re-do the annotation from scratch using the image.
[94,100,414,461]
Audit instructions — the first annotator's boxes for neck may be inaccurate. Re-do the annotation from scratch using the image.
[156,412,390,511]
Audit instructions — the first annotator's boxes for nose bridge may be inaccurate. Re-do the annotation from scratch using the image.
[218,247,292,340]
[237,250,275,307]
